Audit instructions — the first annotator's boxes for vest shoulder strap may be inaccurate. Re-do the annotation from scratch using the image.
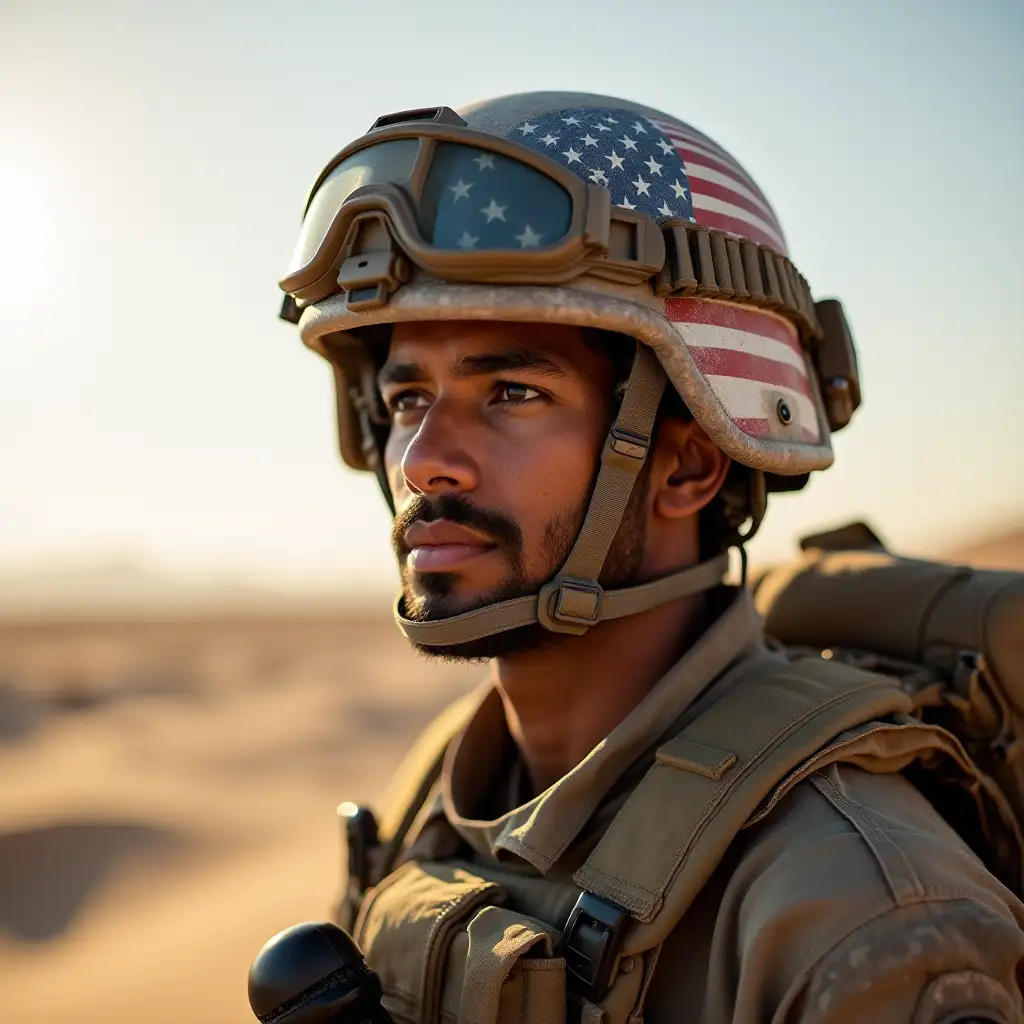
[574,654,914,935]
[375,684,488,878]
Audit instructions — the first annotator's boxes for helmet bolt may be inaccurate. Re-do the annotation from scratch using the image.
[776,399,792,425]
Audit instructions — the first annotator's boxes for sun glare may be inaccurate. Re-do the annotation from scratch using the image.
[0,158,54,313]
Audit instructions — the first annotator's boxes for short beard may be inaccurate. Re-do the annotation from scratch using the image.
[394,471,650,663]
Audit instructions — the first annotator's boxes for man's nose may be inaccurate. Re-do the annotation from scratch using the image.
[398,403,480,497]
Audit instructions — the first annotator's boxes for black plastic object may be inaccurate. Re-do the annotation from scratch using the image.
[339,803,380,897]
[560,892,628,1003]
[248,921,394,1024]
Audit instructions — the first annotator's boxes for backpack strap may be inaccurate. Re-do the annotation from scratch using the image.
[573,656,913,936]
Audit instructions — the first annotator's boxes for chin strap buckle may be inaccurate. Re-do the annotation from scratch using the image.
[537,576,604,635]
[604,425,650,473]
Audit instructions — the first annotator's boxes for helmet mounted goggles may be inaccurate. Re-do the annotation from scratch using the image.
[280,106,666,317]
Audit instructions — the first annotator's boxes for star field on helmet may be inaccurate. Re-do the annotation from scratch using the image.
[426,141,575,251]
[507,107,696,224]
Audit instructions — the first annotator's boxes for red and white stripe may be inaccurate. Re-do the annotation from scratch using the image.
[665,297,819,443]
[647,116,788,255]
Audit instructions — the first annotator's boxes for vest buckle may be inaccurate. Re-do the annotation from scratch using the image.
[560,892,629,1003]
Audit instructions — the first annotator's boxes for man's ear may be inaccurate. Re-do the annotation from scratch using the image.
[650,417,731,519]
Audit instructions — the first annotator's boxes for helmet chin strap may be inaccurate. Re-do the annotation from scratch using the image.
[394,344,730,648]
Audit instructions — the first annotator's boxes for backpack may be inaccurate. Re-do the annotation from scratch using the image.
[752,520,1024,891]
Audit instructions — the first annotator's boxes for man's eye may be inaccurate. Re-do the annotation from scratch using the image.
[388,390,429,413]
[496,382,542,404]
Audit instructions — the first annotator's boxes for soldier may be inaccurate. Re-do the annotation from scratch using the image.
[277,94,1024,1023]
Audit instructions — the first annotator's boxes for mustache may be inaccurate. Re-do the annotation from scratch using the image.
[391,494,523,557]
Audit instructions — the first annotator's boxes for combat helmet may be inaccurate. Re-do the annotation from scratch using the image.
[278,92,862,648]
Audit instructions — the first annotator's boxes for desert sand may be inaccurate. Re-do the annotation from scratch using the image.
[2,530,1022,1023]
[0,612,482,1023]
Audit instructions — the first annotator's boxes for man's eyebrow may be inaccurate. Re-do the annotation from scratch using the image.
[377,361,426,388]
[377,349,571,389]
[451,349,571,380]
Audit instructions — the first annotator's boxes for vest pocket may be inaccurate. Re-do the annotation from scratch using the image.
[355,860,566,1024]
[457,905,566,1024]
[355,860,506,1024]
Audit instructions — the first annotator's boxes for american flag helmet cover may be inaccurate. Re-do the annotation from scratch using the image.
[296,92,845,481]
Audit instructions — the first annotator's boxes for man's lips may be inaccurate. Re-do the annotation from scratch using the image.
[404,520,497,572]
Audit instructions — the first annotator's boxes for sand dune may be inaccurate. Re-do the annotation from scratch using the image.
[0,613,482,1022]
[2,529,1021,1022]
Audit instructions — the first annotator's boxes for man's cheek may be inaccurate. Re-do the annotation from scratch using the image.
[383,441,408,496]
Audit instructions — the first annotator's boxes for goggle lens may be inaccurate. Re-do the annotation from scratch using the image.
[285,138,420,279]
[286,138,577,285]
[420,143,573,252]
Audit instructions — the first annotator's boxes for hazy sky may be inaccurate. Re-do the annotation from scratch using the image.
[1,0,1021,590]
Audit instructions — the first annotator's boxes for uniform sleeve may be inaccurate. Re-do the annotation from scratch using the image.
[786,881,1023,1024]
[708,764,1024,1024]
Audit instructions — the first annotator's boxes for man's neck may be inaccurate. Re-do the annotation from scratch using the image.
[489,592,708,796]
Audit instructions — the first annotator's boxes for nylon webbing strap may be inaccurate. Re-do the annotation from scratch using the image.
[394,554,729,645]
[597,553,728,618]
[574,659,912,926]
[558,344,666,584]
[395,589,539,645]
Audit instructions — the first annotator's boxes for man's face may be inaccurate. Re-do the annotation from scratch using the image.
[380,320,646,660]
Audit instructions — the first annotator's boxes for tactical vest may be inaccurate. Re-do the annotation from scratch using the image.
[339,533,1024,1024]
